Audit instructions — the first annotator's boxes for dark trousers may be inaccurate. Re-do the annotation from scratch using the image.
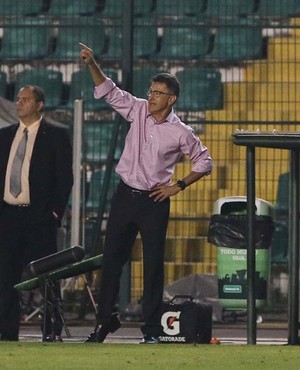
[0,204,61,339]
[97,181,170,336]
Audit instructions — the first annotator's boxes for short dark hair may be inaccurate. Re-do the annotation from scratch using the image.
[151,73,180,98]
[23,85,45,104]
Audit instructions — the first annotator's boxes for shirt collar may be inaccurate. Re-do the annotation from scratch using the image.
[19,117,42,133]
[147,109,176,124]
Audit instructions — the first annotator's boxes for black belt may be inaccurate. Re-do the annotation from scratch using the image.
[119,180,152,197]
[4,202,30,209]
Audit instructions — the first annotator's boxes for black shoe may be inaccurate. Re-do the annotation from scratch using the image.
[43,334,63,342]
[140,335,161,344]
[0,334,18,341]
[85,315,121,343]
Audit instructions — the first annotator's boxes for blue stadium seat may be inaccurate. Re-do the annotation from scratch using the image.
[101,0,154,18]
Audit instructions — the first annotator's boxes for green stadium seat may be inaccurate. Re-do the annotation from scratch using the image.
[0,18,52,62]
[0,72,7,98]
[157,24,211,60]
[257,0,300,18]
[275,172,289,213]
[84,120,122,164]
[14,69,64,110]
[205,18,263,63]
[153,0,205,17]
[102,25,158,61]
[47,17,106,62]
[63,69,118,111]
[204,0,256,17]
[0,0,44,16]
[86,167,120,213]
[133,68,163,98]
[101,0,154,18]
[46,0,99,16]
[175,68,223,111]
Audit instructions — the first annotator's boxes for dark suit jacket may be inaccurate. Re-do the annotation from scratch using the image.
[0,119,73,220]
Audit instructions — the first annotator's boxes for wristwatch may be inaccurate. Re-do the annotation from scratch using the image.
[176,179,186,191]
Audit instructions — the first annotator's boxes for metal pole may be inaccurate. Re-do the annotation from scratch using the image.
[246,145,256,344]
[71,99,83,246]
[288,150,300,345]
[118,0,134,313]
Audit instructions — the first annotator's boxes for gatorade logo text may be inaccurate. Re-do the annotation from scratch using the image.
[161,311,181,335]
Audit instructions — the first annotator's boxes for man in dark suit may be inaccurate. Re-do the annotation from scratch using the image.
[0,85,73,341]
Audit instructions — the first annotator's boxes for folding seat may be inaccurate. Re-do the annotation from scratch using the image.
[157,24,211,60]
[0,18,52,62]
[13,69,64,110]
[153,0,205,17]
[63,69,118,111]
[102,25,158,61]
[132,68,163,98]
[101,0,154,18]
[46,0,99,16]
[47,17,106,62]
[84,120,123,164]
[86,167,120,213]
[257,0,300,18]
[0,0,44,16]
[205,18,263,62]
[204,0,256,17]
[175,68,223,111]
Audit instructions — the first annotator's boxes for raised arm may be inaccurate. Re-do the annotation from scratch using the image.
[79,43,106,86]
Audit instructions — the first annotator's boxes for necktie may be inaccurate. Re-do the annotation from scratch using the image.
[10,128,28,197]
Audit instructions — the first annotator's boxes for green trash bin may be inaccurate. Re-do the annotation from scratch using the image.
[208,196,275,310]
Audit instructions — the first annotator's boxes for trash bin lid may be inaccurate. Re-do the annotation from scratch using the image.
[213,196,274,217]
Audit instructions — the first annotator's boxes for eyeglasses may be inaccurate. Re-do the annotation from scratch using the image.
[146,89,174,98]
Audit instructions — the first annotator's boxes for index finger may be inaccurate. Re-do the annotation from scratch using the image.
[79,42,92,51]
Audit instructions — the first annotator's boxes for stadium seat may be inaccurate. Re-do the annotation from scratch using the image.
[86,167,120,213]
[205,18,263,63]
[102,25,158,61]
[153,0,205,17]
[133,68,163,98]
[175,68,223,111]
[14,69,64,110]
[47,17,106,62]
[257,0,300,18]
[0,18,52,62]
[84,120,122,164]
[204,0,256,17]
[275,172,289,213]
[101,0,154,18]
[63,69,118,111]
[157,24,211,60]
[0,0,44,16]
[46,0,99,16]
[0,72,7,98]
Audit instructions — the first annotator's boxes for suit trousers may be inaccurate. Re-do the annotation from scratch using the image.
[0,204,60,339]
[97,181,170,337]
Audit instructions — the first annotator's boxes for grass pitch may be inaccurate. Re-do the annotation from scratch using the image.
[0,343,299,370]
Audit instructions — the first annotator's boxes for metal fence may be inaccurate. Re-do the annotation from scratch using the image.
[0,0,297,312]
